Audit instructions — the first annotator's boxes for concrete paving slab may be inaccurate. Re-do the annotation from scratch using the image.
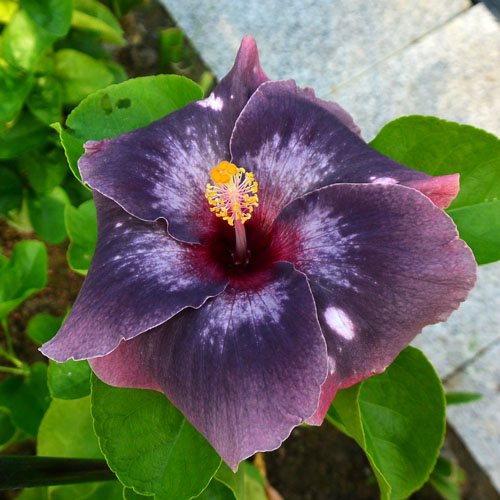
[445,342,500,491]
[413,261,500,379]
[165,0,468,98]
[331,3,500,140]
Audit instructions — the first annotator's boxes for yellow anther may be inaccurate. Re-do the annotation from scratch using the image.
[205,162,259,227]
[226,163,237,175]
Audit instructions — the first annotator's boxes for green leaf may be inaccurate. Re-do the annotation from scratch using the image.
[0,167,23,215]
[329,347,446,500]
[38,396,122,498]
[54,49,115,106]
[216,462,266,500]
[71,0,125,46]
[0,362,51,436]
[111,0,143,17]
[48,360,91,400]
[17,487,49,500]
[27,186,70,244]
[0,240,47,318]
[370,116,500,265]
[67,74,203,140]
[65,199,97,275]
[445,391,483,405]
[55,27,111,60]
[0,63,34,122]
[27,313,63,345]
[52,122,86,182]
[199,71,215,97]
[50,481,124,500]
[26,74,64,125]
[104,60,128,84]
[20,0,72,37]
[38,396,102,458]
[59,74,202,182]
[0,111,51,160]
[428,456,465,500]
[0,407,16,446]
[159,28,184,67]
[91,375,221,500]
[19,148,68,194]
[123,487,153,500]
[62,173,93,205]
[1,9,57,71]
[195,480,236,500]
[0,1,18,24]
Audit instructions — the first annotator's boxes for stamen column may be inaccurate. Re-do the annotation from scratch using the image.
[234,220,247,265]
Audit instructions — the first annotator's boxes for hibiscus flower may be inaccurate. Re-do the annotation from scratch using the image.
[41,36,476,470]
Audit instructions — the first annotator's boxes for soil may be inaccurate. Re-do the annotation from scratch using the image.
[265,422,500,500]
[1,1,499,499]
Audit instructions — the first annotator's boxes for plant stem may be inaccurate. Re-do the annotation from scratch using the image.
[0,345,23,369]
[0,365,27,376]
[1,318,15,355]
[0,456,116,490]
[0,319,23,369]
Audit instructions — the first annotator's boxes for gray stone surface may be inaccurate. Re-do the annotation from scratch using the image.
[413,261,500,379]
[331,3,500,140]
[166,0,468,98]
[445,342,500,491]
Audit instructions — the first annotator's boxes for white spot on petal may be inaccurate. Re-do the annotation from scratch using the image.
[324,307,355,340]
[328,358,336,375]
[372,177,397,185]
[197,94,224,111]
[114,222,123,228]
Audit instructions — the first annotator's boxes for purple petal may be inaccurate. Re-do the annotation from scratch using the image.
[90,262,327,469]
[41,193,227,362]
[272,183,477,423]
[79,36,268,244]
[230,80,457,231]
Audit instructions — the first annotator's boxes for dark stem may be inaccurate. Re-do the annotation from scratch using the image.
[0,456,116,490]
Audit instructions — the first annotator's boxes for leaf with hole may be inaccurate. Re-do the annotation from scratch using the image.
[58,74,203,182]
